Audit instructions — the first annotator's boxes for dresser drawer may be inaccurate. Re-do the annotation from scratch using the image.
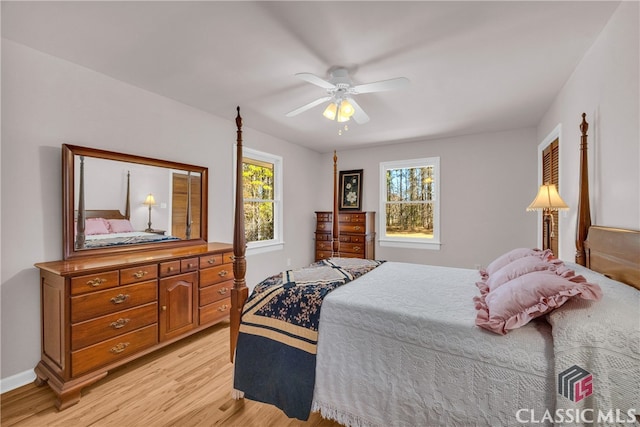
[199,280,232,306]
[71,281,158,323]
[316,221,332,232]
[71,271,119,295]
[71,324,158,376]
[339,235,365,244]
[181,257,199,273]
[316,240,332,252]
[339,213,366,223]
[120,264,158,285]
[316,250,332,261]
[200,254,222,268]
[159,261,181,277]
[199,298,230,325]
[222,252,234,264]
[341,224,366,234]
[71,302,157,350]
[200,264,233,287]
[315,232,330,241]
[316,212,331,222]
[340,242,365,255]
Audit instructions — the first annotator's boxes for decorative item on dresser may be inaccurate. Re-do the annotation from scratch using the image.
[314,211,375,261]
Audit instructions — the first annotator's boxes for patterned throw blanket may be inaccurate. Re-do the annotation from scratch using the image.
[233,258,385,420]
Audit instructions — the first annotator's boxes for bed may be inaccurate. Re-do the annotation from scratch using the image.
[229,110,639,426]
[73,160,179,249]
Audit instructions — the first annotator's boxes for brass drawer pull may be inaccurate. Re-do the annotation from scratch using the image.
[218,304,229,312]
[187,263,194,268]
[133,270,147,279]
[353,246,361,251]
[354,226,361,231]
[218,270,228,277]
[218,287,229,295]
[207,258,215,264]
[167,266,174,272]
[86,278,107,287]
[110,294,129,305]
[109,342,130,354]
[110,318,130,329]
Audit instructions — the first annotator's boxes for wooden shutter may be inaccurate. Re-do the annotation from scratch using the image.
[542,139,559,255]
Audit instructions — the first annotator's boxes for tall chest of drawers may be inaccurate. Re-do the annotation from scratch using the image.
[34,242,233,410]
[315,211,375,261]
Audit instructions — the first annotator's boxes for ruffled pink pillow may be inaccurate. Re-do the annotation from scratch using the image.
[107,219,134,233]
[480,248,552,280]
[85,218,110,235]
[474,269,602,335]
[478,256,565,295]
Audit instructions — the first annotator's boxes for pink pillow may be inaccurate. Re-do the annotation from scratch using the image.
[108,219,134,233]
[478,257,565,295]
[474,270,602,335]
[480,248,552,280]
[84,218,110,235]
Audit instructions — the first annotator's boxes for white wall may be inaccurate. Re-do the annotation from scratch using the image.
[0,39,321,386]
[537,1,640,261]
[323,128,539,269]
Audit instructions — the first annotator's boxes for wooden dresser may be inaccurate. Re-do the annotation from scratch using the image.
[34,242,233,410]
[315,211,375,261]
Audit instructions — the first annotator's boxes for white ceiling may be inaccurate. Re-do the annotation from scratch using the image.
[2,1,619,153]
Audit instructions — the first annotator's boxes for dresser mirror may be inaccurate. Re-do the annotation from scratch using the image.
[62,144,208,259]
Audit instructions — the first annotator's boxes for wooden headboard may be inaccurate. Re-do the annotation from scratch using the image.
[584,226,640,290]
[574,113,640,290]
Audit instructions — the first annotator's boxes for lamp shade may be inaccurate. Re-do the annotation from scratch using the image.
[322,102,337,120]
[143,193,156,206]
[526,184,569,211]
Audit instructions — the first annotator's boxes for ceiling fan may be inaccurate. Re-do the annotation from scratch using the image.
[285,68,409,125]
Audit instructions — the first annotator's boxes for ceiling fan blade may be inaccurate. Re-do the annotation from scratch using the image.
[347,98,370,124]
[353,77,410,94]
[285,96,332,117]
[295,73,336,90]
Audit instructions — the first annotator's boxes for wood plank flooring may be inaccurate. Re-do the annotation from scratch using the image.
[1,322,342,427]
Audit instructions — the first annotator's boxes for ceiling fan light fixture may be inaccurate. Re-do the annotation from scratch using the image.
[322,102,337,120]
[339,100,355,118]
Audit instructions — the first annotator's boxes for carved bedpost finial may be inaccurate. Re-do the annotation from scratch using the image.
[580,112,588,136]
[236,106,242,129]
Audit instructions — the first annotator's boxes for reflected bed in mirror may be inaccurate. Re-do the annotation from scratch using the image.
[63,144,208,259]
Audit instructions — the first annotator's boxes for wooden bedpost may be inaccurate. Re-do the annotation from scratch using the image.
[575,113,592,266]
[332,151,340,257]
[231,106,248,362]
[75,155,86,249]
[124,171,131,220]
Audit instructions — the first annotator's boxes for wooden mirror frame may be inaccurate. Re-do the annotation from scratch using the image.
[62,144,208,259]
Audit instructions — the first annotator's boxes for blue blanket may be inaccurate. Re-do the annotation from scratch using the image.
[233,258,384,420]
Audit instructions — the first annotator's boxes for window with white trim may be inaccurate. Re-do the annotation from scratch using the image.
[242,148,283,252]
[379,157,441,250]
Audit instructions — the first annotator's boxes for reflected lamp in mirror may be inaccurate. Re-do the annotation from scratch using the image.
[527,183,569,251]
[143,193,156,232]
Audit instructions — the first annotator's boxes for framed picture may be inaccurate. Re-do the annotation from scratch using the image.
[339,169,363,211]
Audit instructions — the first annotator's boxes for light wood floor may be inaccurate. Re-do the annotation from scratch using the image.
[1,322,342,427]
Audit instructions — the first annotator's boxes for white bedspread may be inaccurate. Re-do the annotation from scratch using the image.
[547,263,639,427]
[312,262,556,427]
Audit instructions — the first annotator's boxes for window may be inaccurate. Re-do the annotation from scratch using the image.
[241,148,283,253]
[379,157,440,249]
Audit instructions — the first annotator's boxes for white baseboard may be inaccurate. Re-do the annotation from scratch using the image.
[1,369,36,394]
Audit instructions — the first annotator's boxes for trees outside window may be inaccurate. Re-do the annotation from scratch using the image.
[379,158,440,250]
[242,148,282,250]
